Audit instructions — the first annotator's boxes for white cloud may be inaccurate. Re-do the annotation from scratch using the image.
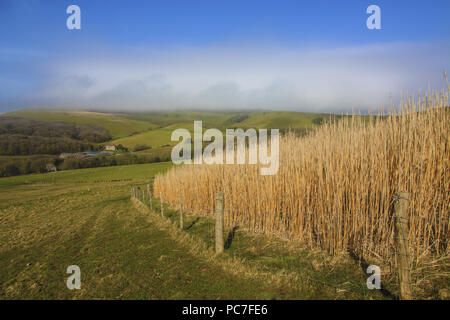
[23,41,450,112]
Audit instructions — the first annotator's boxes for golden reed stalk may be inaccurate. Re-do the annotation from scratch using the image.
[154,89,449,263]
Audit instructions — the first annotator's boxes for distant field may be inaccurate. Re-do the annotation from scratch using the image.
[110,123,195,149]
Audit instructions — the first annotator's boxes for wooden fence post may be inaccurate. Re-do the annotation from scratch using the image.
[393,192,413,300]
[147,184,152,210]
[215,191,224,254]
[178,194,183,230]
[160,192,164,217]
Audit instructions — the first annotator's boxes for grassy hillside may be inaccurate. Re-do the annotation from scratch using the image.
[112,111,333,149]
[125,110,331,130]
[110,122,197,149]
[125,111,233,128]
[4,110,157,140]
[237,111,329,128]
[4,109,351,153]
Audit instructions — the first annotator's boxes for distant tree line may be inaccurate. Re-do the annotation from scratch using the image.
[0,117,111,155]
[59,153,170,171]
[0,116,111,141]
[0,156,60,177]
[0,152,171,178]
[0,134,101,155]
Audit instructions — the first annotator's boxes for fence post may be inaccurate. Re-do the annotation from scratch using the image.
[147,184,152,210]
[215,191,224,254]
[393,192,413,300]
[178,194,183,230]
[160,192,164,217]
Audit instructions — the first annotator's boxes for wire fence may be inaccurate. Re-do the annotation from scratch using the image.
[130,186,448,300]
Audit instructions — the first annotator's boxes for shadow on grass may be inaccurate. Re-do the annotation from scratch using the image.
[185,217,200,230]
[348,250,398,300]
[225,226,239,250]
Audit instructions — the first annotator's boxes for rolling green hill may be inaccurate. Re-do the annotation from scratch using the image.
[4,110,157,140]
[4,109,341,151]
[110,122,196,149]
[125,110,331,130]
[112,111,334,149]
[125,111,232,128]
[236,111,329,129]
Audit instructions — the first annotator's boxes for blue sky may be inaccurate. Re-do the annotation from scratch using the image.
[1,0,449,113]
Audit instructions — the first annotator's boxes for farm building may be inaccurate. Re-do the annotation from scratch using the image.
[105,145,117,151]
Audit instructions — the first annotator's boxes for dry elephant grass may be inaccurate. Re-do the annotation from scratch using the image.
[154,89,449,266]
